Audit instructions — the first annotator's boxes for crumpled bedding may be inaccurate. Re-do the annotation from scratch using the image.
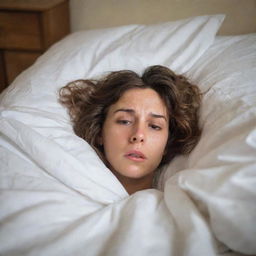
[0,16,255,256]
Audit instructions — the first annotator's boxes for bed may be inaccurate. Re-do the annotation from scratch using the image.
[0,3,256,256]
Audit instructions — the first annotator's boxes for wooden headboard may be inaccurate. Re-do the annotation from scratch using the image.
[69,0,256,35]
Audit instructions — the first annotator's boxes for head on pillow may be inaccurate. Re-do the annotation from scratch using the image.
[59,65,201,193]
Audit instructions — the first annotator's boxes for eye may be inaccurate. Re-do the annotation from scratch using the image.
[116,120,132,125]
[149,124,162,130]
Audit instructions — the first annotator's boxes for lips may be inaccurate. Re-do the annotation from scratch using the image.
[124,150,146,162]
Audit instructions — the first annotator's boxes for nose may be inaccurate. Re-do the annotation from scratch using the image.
[129,126,145,144]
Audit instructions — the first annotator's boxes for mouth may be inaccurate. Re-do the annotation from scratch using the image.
[124,150,146,162]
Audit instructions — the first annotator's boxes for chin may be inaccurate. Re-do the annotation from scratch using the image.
[120,166,153,179]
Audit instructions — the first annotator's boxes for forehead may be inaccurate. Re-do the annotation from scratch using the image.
[109,88,168,115]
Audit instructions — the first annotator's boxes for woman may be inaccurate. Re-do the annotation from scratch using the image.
[59,65,201,194]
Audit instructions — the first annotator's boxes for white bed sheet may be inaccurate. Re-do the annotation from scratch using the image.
[0,15,255,256]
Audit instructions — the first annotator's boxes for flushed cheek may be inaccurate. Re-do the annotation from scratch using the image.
[150,135,168,152]
[108,129,128,149]
[103,128,127,156]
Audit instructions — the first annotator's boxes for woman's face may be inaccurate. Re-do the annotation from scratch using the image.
[101,88,169,187]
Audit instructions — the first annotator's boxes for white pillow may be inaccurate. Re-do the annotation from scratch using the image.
[159,34,256,179]
[1,14,224,110]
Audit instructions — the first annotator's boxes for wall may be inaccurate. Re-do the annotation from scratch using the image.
[69,0,256,35]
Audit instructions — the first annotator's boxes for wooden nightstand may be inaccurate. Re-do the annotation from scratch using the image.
[0,0,70,92]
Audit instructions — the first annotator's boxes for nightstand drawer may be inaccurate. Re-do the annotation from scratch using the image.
[0,11,42,50]
[0,0,70,92]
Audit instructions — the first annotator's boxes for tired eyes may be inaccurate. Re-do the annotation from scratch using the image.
[116,119,162,131]
[150,124,162,130]
[116,120,131,125]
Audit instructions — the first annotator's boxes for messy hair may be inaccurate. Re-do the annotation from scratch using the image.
[59,65,202,167]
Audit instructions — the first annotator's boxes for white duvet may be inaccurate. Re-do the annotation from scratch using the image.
[0,15,255,256]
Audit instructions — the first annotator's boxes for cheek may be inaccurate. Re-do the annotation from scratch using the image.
[149,134,169,163]
[102,123,126,150]
[151,132,168,151]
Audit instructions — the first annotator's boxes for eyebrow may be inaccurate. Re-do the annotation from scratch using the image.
[113,108,167,121]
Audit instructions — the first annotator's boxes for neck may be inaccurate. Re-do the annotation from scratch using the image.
[114,172,154,195]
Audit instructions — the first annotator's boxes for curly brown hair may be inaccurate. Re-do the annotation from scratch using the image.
[59,65,201,168]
